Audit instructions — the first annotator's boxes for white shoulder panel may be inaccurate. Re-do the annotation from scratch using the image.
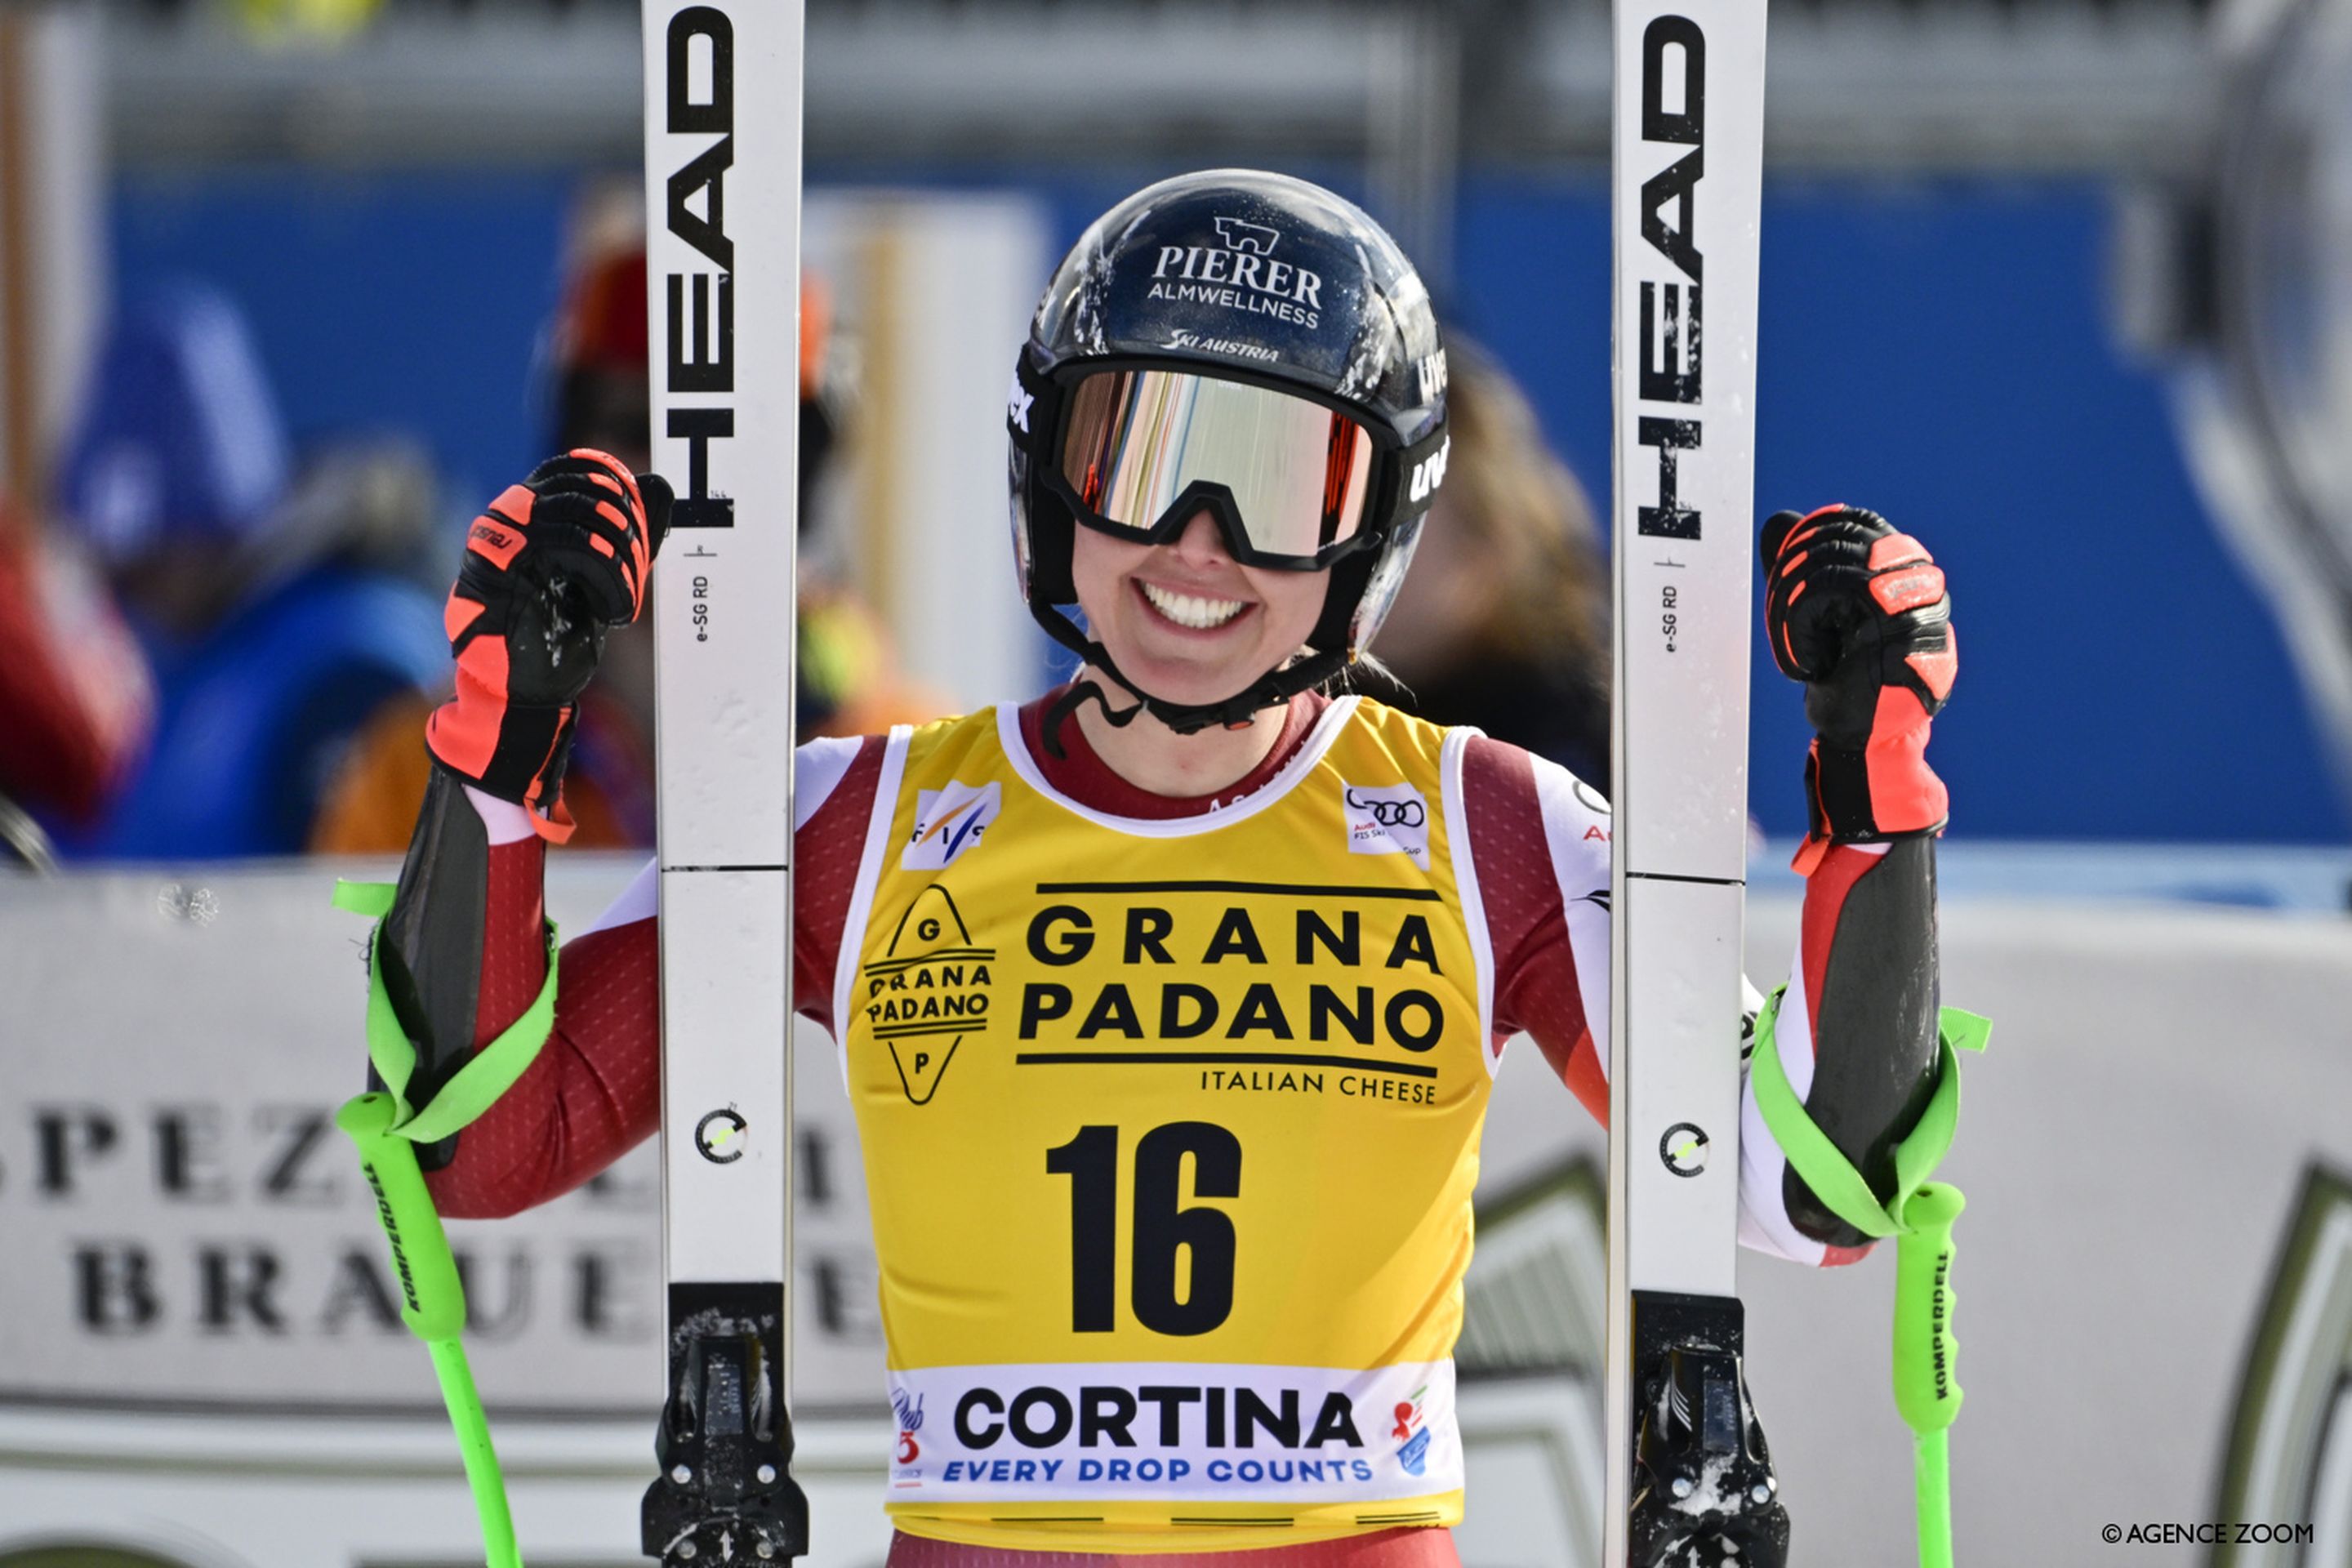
[1439,728,1498,1075]
[586,856,662,936]
[1531,756,1615,1083]
[1737,970,1829,1266]
[794,734,865,831]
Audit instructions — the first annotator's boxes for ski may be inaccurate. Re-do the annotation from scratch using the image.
[1603,4,1783,1567]
[642,2,811,1563]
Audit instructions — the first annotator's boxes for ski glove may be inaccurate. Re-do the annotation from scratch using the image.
[425,451,673,842]
[1760,505,1955,863]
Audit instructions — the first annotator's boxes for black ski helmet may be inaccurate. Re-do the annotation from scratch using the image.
[1009,169,1451,733]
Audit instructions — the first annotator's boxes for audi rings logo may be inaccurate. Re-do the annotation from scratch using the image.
[1346,788,1426,830]
[1659,1121,1709,1178]
[695,1107,749,1165]
[1343,781,1432,868]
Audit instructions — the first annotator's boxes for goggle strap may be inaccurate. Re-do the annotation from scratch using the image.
[1393,423,1451,526]
[1012,345,1058,459]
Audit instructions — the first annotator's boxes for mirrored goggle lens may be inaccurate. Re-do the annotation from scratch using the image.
[1059,370,1375,559]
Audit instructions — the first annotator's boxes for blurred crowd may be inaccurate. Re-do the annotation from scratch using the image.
[0,212,1613,871]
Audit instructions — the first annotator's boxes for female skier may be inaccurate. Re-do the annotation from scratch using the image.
[372,171,1958,1567]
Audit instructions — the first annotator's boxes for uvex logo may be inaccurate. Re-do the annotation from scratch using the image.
[1408,437,1451,504]
[1414,349,1449,404]
[1630,16,1707,541]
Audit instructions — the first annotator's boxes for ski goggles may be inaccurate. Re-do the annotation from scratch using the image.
[1049,368,1379,568]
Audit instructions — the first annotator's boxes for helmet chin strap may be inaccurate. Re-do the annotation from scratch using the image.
[1038,679,1143,760]
[1028,599,1352,754]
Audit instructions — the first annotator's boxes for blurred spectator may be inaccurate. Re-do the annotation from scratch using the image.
[314,231,941,853]
[0,501,153,868]
[1352,336,1612,785]
[47,279,447,858]
[545,238,934,742]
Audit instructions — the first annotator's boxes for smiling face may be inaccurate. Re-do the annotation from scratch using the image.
[1068,507,1332,713]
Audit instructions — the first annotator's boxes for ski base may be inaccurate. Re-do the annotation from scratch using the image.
[1627,1290,1790,1568]
[641,1281,811,1565]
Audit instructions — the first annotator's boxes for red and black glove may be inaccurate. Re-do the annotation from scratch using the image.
[425,450,671,841]
[1760,505,1955,870]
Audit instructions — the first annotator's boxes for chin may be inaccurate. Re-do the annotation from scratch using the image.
[1102,642,1268,716]
[1120,668,1241,715]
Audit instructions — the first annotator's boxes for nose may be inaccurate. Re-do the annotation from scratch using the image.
[1167,508,1232,567]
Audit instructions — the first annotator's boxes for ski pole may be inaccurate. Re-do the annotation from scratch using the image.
[333,874,561,1565]
[1892,1181,1967,1568]
[339,1089,523,1568]
[1750,996,1989,1568]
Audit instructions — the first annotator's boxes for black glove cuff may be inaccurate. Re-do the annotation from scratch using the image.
[1805,743,1947,846]
[430,701,578,820]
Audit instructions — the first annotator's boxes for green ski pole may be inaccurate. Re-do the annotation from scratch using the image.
[332,875,558,1568]
[341,1089,523,1568]
[1751,997,1989,1567]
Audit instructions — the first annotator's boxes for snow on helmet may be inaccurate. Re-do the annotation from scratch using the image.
[1009,169,1450,733]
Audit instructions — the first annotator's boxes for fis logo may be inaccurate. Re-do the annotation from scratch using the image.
[1344,782,1430,869]
[1213,216,1281,255]
[1407,437,1451,505]
[903,781,1001,871]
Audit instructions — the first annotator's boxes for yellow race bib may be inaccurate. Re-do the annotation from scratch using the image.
[832,696,1499,1553]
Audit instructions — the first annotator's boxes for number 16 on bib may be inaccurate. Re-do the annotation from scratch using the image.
[1604,3,1788,1566]
[642,0,811,1561]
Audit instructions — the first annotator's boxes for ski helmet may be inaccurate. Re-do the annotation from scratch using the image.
[1009,169,1450,733]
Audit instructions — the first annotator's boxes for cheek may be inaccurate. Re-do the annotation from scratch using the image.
[1067,526,1138,621]
[1252,568,1330,648]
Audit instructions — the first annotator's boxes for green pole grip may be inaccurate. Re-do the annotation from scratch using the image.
[1895,1181,1966,1568]
[1892,1180,1966,1435]
[338,1092,468,1342]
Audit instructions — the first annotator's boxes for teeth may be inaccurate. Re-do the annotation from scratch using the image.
[1141,581,1248,630]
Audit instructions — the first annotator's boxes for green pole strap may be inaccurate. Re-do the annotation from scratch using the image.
[335,878,562,1144]
[1749,990,1990,1568]
[334,880,555,1568]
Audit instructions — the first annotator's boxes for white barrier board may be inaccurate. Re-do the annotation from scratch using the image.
[7,863,2352,1565]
